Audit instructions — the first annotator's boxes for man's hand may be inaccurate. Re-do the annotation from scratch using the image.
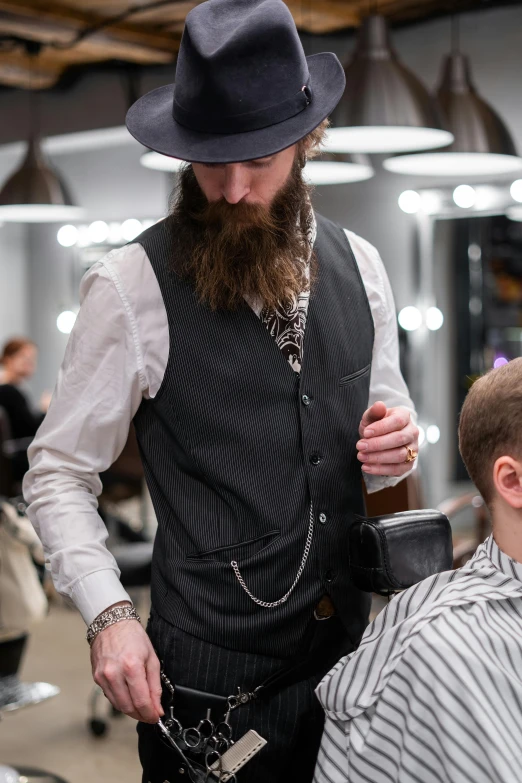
[90,605,164,724]
[357,401,419,477]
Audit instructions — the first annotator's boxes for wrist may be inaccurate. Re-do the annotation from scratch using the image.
[86,603,140,647]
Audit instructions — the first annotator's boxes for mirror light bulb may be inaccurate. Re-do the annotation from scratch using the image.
[398,190,421,214]
[121,219,143,242]
[56,310,77,335]
[426,307,444,331]
[88,220,109,243]
[426,425,441,444]
[398,306,422,331]
[453,185,476,209]
[57,224,78,247]
[510,180,522,203]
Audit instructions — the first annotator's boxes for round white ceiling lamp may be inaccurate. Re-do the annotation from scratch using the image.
[384,18,522,177]
[141,150,184,172]
[325,15,453,155]
[304,153,374,185]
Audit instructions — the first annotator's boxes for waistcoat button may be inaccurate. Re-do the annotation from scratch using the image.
[309,454,322,465]
[301,394,311,406]
[325,570,335,582]
[318,513,327,524]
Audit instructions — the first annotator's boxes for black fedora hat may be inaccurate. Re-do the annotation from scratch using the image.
[126,0,345,164]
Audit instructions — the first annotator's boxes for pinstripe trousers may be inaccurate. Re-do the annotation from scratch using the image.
[137,608,353,783]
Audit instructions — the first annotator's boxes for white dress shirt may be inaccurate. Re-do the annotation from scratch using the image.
[24,227,416,626]
[314,535,522,783]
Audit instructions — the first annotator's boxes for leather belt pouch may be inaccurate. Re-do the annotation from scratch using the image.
[170,684,229,726]
[348,509,452,596]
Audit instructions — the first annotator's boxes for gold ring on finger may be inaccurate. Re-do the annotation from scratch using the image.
[405,447,418,463]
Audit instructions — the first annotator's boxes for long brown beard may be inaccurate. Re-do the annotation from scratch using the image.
[167,161,316,311]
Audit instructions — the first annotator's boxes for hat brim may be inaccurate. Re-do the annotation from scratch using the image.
[126,53,345,164]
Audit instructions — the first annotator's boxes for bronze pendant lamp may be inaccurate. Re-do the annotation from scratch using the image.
[0,44,83,223]
[384,16,522,176]
[325,13,453,155]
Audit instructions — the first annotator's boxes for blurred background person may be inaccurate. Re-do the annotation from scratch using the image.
[0,338,50,485]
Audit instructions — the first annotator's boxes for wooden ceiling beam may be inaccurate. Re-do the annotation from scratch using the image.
[0,1,179,57]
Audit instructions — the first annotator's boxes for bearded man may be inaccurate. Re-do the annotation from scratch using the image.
[24,1,419,781]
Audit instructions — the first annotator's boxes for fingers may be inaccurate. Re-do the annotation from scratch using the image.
[359,401,387,436]
[146,652,164,719]
[99,676,141,722]
[361,408,413,439]
[357,423,418,455]
[358,446,411,465]
[361,461,413,477]
[123,655,162,723]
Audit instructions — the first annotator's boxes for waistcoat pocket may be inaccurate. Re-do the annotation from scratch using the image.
[186,530,280,563]
[339,363,371,386]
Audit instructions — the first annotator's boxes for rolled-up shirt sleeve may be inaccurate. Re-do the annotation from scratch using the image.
[346,230,417,495]
[24,253,146,625]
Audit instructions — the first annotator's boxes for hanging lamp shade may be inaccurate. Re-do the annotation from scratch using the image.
[325,15,453,155]
[304,152,374,185]
[0,137,84,222]
[384,52,522,176]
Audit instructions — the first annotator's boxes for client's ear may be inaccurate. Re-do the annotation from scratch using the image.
[493,457,522,509]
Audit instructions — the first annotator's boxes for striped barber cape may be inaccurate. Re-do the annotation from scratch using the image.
[314,535,522,783]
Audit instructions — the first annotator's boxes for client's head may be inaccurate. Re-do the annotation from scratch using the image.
[459,358,522,522]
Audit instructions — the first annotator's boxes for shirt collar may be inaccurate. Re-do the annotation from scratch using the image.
[482,534,522,583]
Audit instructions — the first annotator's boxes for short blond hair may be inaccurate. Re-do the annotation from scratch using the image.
[458,358,522,504]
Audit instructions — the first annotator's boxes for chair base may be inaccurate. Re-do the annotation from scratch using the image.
[0,676,59,712]
[3,766,70,783]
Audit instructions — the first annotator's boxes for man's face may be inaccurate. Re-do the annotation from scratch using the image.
[168,143,313,312]
[191,144,297,208]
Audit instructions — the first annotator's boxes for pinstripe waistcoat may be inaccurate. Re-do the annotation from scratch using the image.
[133,212,374,657]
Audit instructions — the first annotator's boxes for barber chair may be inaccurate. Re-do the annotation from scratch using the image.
[88,540,153,737]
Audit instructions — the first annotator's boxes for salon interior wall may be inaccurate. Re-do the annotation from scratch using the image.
[0,4,521,506]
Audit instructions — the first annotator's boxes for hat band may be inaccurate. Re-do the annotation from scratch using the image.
[172,80,312,135]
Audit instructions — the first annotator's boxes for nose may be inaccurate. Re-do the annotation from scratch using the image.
[221,164,250,204]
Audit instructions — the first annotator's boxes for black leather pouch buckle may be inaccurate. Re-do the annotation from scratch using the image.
[348,509,452,596]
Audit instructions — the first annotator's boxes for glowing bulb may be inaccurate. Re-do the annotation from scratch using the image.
[418,426,426,446]
[57,224,78,247]
[494,356,509,369]
[121,219,143,242]
[398,306,422,331]
[398,190,421,214]
[56,310,77,334]
[426,307,444,331]
[510,179,522,203]
[107,222,123,244]
[426,425,441,444]
[453,185,476,209]
[88,220,109,243]
[420,191,442,215]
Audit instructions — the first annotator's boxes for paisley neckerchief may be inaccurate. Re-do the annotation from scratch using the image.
[258,206,316,374]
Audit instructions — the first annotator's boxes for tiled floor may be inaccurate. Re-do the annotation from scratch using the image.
[0,602,143,783]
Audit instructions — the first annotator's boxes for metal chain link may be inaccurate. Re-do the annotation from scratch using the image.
[230,503,314,608]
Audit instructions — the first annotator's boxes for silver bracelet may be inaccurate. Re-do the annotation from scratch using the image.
[86,604,141,647]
